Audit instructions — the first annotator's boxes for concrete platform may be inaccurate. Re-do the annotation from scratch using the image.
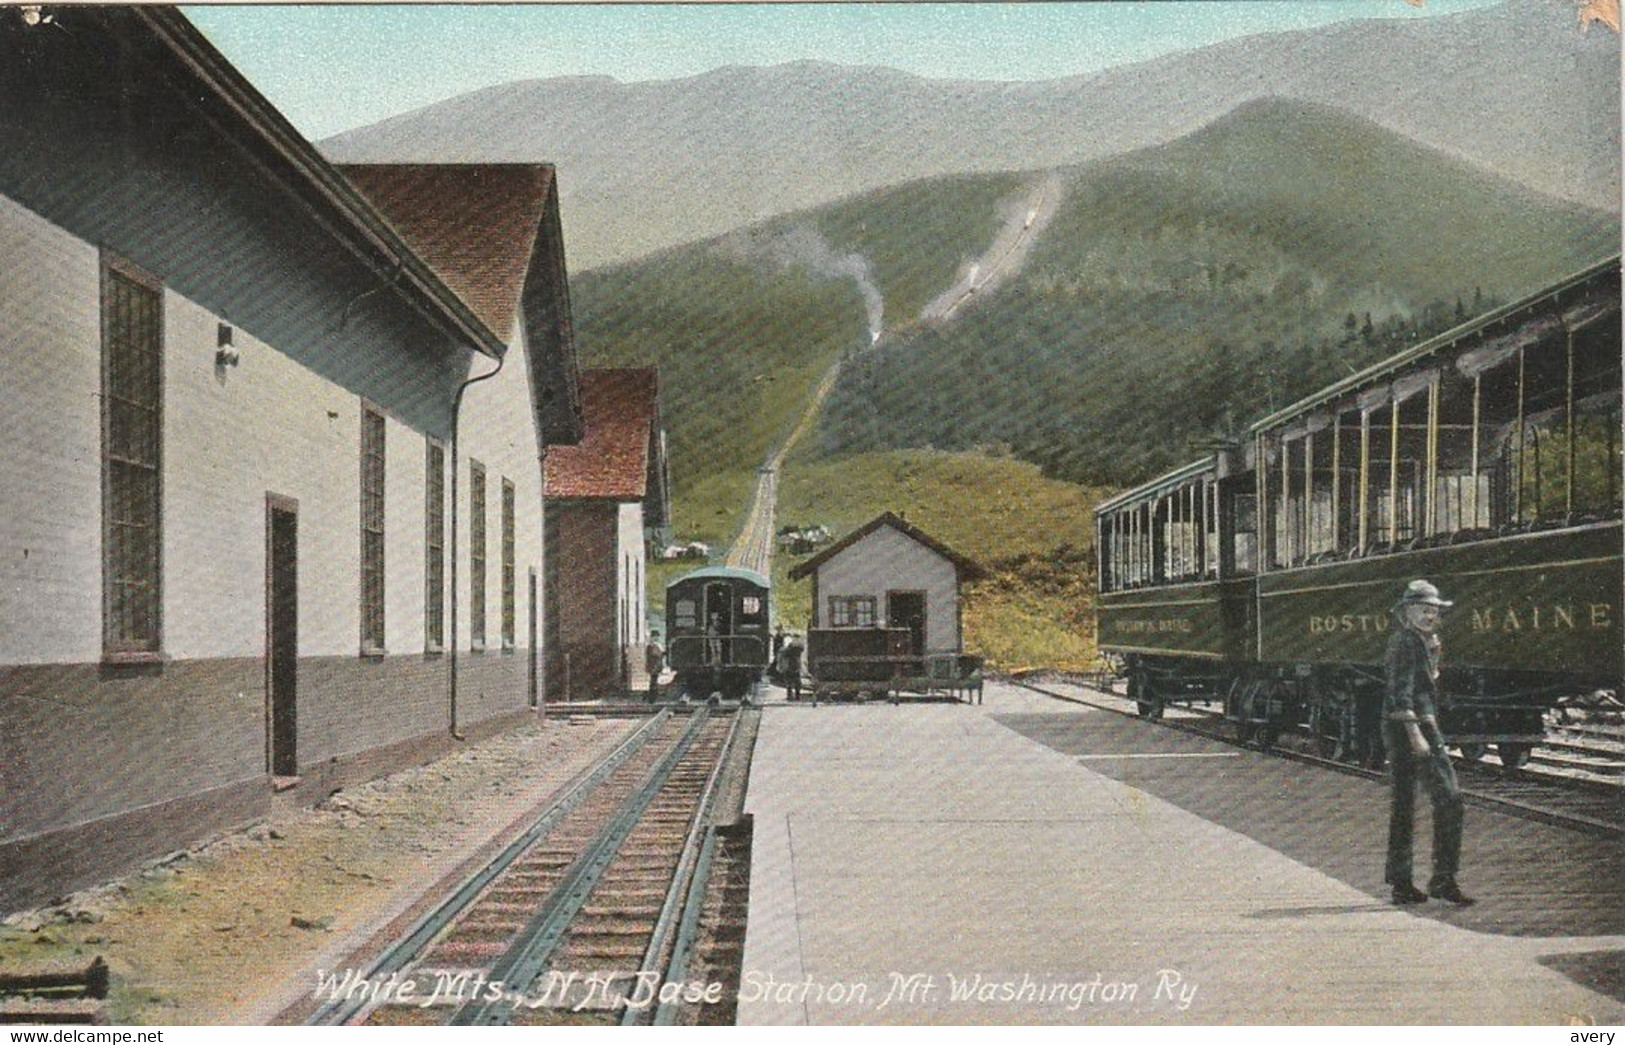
[738,680,1625,1024]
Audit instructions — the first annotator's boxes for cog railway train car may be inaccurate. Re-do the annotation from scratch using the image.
[664,566,772,700]
[1095,256,1622,767]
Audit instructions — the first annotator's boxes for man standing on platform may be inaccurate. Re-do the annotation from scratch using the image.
[644,633,665,703]
[1383,579,1474,907]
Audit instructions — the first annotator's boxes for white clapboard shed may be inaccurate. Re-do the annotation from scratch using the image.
[788,512,986,660]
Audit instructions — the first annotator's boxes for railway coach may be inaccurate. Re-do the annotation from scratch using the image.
[665,566,772,700]
[1096,256,1622,766]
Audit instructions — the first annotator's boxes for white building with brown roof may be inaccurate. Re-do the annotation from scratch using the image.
[788,512,986,660]
[543,369,671,699]
[0,10,582,909]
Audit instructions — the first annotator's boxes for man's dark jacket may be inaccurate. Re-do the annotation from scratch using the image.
[1383,624,1441,722]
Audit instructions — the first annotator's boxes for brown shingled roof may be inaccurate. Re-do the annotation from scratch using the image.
[788,512,987,582]
[336,164,555,339]
[545,368,660,501]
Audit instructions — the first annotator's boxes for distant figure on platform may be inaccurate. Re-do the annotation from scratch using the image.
[781,633,804,701]
[644,634,664,703]
[1383,580,1473,907]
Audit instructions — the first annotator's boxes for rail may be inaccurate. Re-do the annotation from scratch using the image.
[1011,675,1624,839]
[450,710,714,1026]
[306,711,672,1025]
[621,710,743,1025]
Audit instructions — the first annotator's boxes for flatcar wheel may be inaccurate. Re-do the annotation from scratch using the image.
[1497,742,1532,771]
[1254,725,1279,750]
[1457,743,1487,762]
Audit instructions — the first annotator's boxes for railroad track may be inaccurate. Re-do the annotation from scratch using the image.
[307,707,741,1027]
[1010,675,1625,839]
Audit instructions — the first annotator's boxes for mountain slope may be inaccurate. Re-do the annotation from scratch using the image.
[804,99,1619,485]
[321,0,1619,269]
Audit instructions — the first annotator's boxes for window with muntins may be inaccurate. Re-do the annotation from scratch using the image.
[502,478,516,649]
[470,461,487,648]
[360,406,386,652]
[426,441,445,650]
[102,256,163,655]
[829,596,877,627]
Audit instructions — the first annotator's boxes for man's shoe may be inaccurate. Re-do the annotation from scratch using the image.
[1430,882,1476,906]
[1390,883,1429,905]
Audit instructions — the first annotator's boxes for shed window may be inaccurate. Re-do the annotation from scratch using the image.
[470,461,486,648]
[101,255,163,655]
[360,406,386,652]
[829,596,877,628]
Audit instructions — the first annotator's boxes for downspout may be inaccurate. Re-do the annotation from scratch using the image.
[450,353,505,740]
[536,442,548,725]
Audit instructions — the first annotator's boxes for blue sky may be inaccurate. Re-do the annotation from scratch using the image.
[186,2,1504,140]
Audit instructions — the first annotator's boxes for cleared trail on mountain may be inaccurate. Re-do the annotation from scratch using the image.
[724,176,1062,577]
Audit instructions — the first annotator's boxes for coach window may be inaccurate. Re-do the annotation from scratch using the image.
[1161,495,1177,580]
[1229,485,1257,576]
[1522,310,1623,523]
[675,598,697,628]
[1103,513,1122,592]
[1203,480,1220,579]
[1330,405,1360,554]
[1568,311,1623,518]
[1301,414,1335,559]
[1469,340,1524,528]
[1161,491,1190,582]
[1360,382,1425,551]
[1131,503,1144,585]
[1262,434,1297,570]
[1281,427,1305,565]
[1431,362,1484,537]
[1102,515,1117,592]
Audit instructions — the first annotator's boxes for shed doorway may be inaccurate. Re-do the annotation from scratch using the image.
[887,590,927,657]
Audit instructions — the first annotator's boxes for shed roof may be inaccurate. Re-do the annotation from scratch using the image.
[788,512,987,581]
[545,368,662,501]
[336,164,556,340]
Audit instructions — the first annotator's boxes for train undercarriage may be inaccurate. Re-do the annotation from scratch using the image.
[1119,653,1598,770]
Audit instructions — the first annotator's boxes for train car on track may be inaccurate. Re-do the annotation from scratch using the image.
[665,566,772,700]
[1097,255,1623,767]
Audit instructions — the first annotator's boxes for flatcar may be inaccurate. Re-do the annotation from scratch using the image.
[1096,255,1622,768]
[665,565,772,700]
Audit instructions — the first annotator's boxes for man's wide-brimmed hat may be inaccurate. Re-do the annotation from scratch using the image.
[1396,579,1453,608]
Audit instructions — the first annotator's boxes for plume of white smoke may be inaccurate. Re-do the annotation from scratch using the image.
[718,226,884,344]
[921,175,1065,324]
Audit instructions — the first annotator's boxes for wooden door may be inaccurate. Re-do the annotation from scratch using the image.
[266,495,298,778]
[887,591,927,658]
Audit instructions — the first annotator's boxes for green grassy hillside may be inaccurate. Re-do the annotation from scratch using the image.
[772,449,1107,671]
[810,99,1619,485]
